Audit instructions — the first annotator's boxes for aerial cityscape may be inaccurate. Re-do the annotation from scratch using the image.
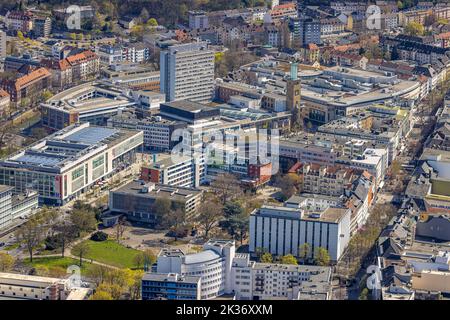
[0,0,449,305]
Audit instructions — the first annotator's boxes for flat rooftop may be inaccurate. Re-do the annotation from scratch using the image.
[112,181,202,202]
[254,205,349,223]
[1,123,140,172]
[42,82,135,113]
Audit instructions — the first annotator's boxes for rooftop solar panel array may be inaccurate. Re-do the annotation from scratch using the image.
[15,154,64,166]
[62,127,119,145]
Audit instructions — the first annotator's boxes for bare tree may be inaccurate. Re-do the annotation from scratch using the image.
[211,173,242,205]
[196,197,223,238]
[115,217,128,244]
[15,217,46,262]
[72,242,91,267]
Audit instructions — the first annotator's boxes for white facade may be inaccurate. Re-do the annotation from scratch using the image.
[231,255,332,300]
[0,123,143,205]
[160,42,215,103]
[156,240,235,299]
[0,31,6,59]
[249,205,351,261]
[0,186,38,231]
[0,272,90,300]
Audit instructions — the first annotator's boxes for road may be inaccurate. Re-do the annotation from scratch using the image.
[332,93,443,299]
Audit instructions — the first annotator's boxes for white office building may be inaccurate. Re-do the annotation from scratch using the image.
[249,204,351,261]
[150,239,333,300]
[231,254,332,300]
[0,31,6,59]
[0,186,38,231]
[160,41,215,103]
[0,123,143,206]
[156,240,235,299]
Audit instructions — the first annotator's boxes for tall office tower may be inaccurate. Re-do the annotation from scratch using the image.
[160,41,215,103]
[286,62,302,129]
[0,31,6,59]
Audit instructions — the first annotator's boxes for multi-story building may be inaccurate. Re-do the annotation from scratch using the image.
[189,11,209,29]
[0,89,10,117]
[0,31,6,58]
[249,204,351,261]
[299,18,321,46]
[302,164,355,196]
[155,240,235,299]
[5,11,34,33]
[97,44,150,66]
[41,82,135,130]
[65,50,99,82]
[144,239,333,300]
[160,42,215,103]
[231,255,332,300]
[109,181,203,224]
[0,186,38,231]
[107,113,185,151]
[0,123,143,205]
[0,67,51,107]
[140,154,203,188]
[33,16,51,38]
[101,64,160,91]
[320,17,345,36]
[0,272,91,300]
[142,273,201,300]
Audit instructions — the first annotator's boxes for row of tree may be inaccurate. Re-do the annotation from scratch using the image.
[15,201,99,263]
[258,243,332,266]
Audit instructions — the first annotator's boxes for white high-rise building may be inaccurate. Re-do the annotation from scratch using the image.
[249,204,351,261]
[0,31,6,59]
[160,41,214,103]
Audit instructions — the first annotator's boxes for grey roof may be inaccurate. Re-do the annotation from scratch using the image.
[183,250,221,264]
[63,127,119,144]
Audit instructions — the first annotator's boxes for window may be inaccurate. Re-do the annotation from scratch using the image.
[71,166,84,180]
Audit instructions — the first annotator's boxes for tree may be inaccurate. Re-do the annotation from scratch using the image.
[196,197,223,238]
[390,160,402,177]
[260,252,273,263]
[162,207,185,231]
[274,173,301,200]
[280,254,298,265]
[314,247,331,266]
[15,216,46,262]
[152,197,171,226]
[133,252,145,269]
[69,33,77,41]
[211,173,242,204]
[91,290,113,300]
[17,30,24,41]
[70,209,97,235]
[359,288,369,300]
[142,249,156,271]
[0,252,15,271]
[86,265,110,286]
[223,201,244,218]
[405,22,424,36]
[115,217,128,244]
[72,242,90,267]
[91,231,108,242]
[298,243,311,264]
[76,33,83,41]
[30,127,48,140]
[52,217,77,258]
[220,212,249,244]
[147,18,158,27]
[129,269,144,300]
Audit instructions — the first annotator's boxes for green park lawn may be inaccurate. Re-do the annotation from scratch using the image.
[78,240,141,269]
[23,256,93,274]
